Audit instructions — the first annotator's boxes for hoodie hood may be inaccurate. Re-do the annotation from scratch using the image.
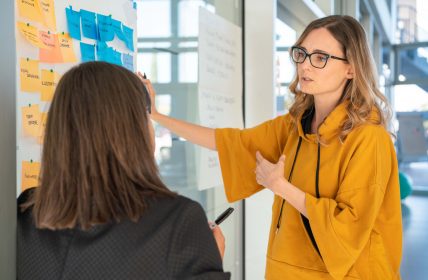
[297,101,381,144]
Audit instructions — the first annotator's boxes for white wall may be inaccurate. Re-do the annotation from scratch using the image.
[0,0,17,279]
[244,0,276,279]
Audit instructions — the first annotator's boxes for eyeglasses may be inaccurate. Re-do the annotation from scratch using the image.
[291,46,347,69]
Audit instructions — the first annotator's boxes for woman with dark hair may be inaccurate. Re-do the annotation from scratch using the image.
[17,62,230,280]
[142,15,402,279]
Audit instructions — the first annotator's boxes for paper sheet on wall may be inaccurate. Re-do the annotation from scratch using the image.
[197,8,243,190]
[80,9,98,39]
[39,0,57,31]
[80,42,96,62]
[17,22,48,49]
[58,33,77,62]
[21,161,41,192]
[65,7,81,40]
[41,69,60,101]
[39,33,62,63]
[20,58,41,93]
[17,0,43,23]
[21,104,42,137]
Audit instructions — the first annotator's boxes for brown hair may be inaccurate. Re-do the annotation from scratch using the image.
[25,62,176,230]
[288,15,392,142]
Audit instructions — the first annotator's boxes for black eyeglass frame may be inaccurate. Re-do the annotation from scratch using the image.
[291,46,348,69]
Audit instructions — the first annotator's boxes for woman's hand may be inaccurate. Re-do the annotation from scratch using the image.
[137,72,159,117]
[255,151,287,195]
[209,222,225,260]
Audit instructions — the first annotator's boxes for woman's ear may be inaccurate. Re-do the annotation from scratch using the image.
[346,65,355,79]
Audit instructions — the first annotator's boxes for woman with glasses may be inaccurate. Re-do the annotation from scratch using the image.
[17,62,230,280]
[142,15,402,279]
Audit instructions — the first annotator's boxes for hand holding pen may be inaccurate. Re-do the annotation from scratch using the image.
[209,207,234,260]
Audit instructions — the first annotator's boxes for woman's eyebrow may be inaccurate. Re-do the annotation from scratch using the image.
[298,45,329,54]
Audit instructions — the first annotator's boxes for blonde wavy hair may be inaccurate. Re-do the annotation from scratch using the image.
[288,15,392,142]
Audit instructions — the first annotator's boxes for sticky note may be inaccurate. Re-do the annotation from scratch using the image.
[58,33,77,63]
[39,31,55,49]
[96,42,109,61]
[20,58,40,93]
[123,54,134,71]
[17,22,47,49]
[41,69,60,102]
[97,46,111,63]
[81,9,97,40]
[22,104,41,137]
[80,42,95,62]
[97,14,114,42]
[17,0,43,23]
[39,0,57,31]
[111,49,123,66]
[122,25,134,51]
[65,7,81,40]
[39,33,63,63]
[111,19,125,41]
[21,161,41,192]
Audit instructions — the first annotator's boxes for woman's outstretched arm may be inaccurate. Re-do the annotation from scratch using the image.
[139,73,217,151]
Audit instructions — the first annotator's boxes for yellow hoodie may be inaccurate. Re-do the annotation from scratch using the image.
[215,102,402,280]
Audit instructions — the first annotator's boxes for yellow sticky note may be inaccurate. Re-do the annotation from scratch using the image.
[17,22,47,49]
[20,58,40,93]
[17,0,43,23]
[37,112,48,144]
[22,104,41,137]
[21,161,41,192]
[58,33,77,63]
[41,69,60,101]
[39,0,57,31]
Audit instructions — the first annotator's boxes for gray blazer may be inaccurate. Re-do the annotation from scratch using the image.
[18,189,230,280]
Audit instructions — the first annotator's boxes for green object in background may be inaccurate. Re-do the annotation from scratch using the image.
[399,172,413,199]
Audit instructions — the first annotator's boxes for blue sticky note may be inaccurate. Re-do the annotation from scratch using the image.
[80,42,95,62]
[123,54,134,71]
[65,7,81,40]
[111,49,122,66]
[122,25,134,52]
[111,19,125,42]
[97,41,108,52]
[80,10,97,40]
[97,14,114,42]
[96,44,110,62]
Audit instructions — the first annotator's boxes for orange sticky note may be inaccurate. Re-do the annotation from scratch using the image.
[58,33,77,63]
[39,0,57,31]
[17,0,43,23]
[41,69,60,101]
[20,58,40,93]
[22,104,41,137]
[39,33,63,63]
[39,31,55,49]
[17,22,47,49]
[37,112,48,144]
[21,161,41,192]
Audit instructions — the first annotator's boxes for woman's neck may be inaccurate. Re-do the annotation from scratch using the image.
[311,96,340,133]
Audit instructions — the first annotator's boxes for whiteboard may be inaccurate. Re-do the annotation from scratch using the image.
[15,0,137,195]
[197,8,243,190]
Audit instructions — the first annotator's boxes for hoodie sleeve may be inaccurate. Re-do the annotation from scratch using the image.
[305,126,397,280]
[215,115,292,202]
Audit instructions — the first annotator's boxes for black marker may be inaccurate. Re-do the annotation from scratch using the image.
[212,207,234,228]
